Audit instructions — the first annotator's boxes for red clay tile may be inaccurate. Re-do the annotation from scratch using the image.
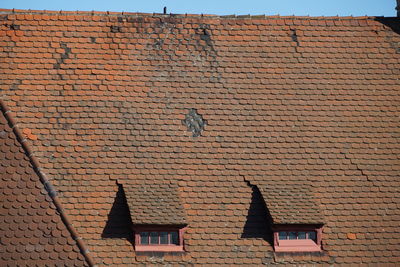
[0,104,87,266]
[1,9,400,265]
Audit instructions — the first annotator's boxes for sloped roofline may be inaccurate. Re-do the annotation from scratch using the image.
[0,8,395,20]
[0,99,97,267]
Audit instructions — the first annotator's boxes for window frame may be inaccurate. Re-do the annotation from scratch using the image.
[272,224,323,252]
[134,226,185,252]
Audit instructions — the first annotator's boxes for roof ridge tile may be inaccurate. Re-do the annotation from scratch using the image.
[0,8,386,20]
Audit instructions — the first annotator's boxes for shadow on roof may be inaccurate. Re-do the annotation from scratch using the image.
[241,184,273,246]
[375,17,400,35]
[102,183,134,245]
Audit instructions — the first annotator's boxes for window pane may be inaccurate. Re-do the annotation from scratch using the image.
[278,232,287,240]
[288,232,297,240]
[160,232,168,244]
[308,231,316,241]
[170,231,179,245]
[150,232,159,244]
[140,232,149,245]
[298,232,306,239]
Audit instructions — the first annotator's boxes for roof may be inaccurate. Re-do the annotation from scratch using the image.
[124,179,187,225]
[257,182,324,225]
[0,101,88,266]
[1,9,400,265]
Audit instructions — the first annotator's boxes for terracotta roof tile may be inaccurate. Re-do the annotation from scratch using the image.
[0,103,88,266]
[124,180,187,225]
[1,9,400,265]
[257,182,324,224]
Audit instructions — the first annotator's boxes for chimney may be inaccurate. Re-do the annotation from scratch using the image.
[397,0,400,17]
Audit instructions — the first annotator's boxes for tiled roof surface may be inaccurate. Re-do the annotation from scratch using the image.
[1,9,400,265]
[257,182,324,224]
[0,103,87,266]
[124,179,187,225]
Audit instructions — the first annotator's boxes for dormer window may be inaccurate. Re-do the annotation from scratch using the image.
[139,231,179,245]
[273,225,322,252]
[123,180,188,252]
[134,226,185,252]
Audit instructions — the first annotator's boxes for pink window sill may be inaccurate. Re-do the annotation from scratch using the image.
[275,240,321,252]
[135,245,184,252]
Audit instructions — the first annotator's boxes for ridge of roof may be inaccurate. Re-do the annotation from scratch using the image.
[0,98,97,267]
[0,8,391,20]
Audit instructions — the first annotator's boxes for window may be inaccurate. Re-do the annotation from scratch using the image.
[139,231,179,245]
[273,225,322,252]
[134,226,185,252]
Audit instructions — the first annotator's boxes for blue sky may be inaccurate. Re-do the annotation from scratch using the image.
[0,0,397,17]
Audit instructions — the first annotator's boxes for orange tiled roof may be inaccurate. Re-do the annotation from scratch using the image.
[257,181,324,224]
[0,101,89,266]
[124,179,187,225]
[1,9,400,265]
